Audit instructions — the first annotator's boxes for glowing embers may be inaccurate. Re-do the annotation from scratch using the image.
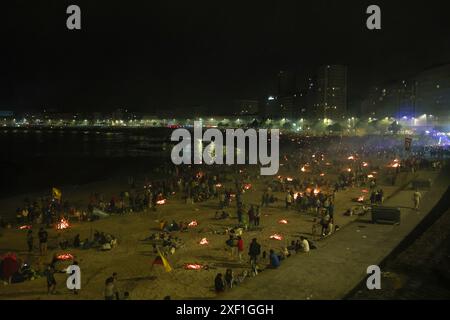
[57,253,74,261]
[56,218,70,230]
[270,234,283,241]
[188,220,198,227]
[388,159,400,168]
[300,164,311,173]
[278,219,288,225]
[156,199,167,205]
[184,263,205,270]
[199,238,209,245]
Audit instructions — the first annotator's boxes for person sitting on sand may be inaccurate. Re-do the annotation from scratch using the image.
[300,236,310,253]
[269,249,280,268]
[214,273,225,293]
[224,269,234,289]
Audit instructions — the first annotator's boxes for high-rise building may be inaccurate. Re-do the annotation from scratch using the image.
[316,65,348,119]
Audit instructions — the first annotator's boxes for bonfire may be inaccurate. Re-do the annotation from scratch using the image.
[56,218,70,230]
[188,220,198,227]
[270,234,283,241]
[156,199,167,205]
[57,253,74,261]
[184,263,204,270]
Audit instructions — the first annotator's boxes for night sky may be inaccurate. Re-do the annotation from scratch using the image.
[1,0,449,114]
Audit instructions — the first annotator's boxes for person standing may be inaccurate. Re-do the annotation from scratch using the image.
[46,265,57,295]
[413,190,422,210]
[26,230,33,252]
[104,276,116,300]
[38,227,48,256]
[248,238,261,273]
[237,236,244,262]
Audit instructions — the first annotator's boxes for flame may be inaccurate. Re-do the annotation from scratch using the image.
[215,183,222,188]
[313,188,320,195]
[362,162,369,167]
[357,196,365,202]
[199,238,209,245]
[243,183,252,190]
[56,218,70,230]
[185,263,203,270]
[390,163,400,168]
[270,234,283,241]
[367,174,374,178]
[156,199,167,205]
[57,253,74,260]
[346,168,352,172]
[286,177,293,182]
[188,220,198,227]
[278,219,288,224]
[301,165,307,172]
[320,173,325,177]
[19,225,32,230]
[348,156,355,160]
[293,192,302,200]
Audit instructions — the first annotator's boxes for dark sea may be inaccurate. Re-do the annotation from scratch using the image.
[0,127,173,197]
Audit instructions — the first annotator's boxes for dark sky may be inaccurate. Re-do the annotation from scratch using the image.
[1,0,449,114]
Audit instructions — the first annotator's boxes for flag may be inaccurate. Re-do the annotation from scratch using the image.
[154,247,172,272]
[52,187,62,200]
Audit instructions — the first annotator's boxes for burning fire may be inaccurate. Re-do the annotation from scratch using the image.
[188,220,198,227]
[390,163,400,168]
[57,253,74,261]
[278,219,288,224]
[347,156,355,160]
[56,218,70,230]
[293,192,302,200]
[300,164,309,172]
[320,173,325,177]
[243,183,252,190]
[362,162,369,167]
[313,188,320,195]
[199,238,209,245]
[346,168,352,172]
[19,225,32,230]
[156,199,167,205]
[270,234,283,241]
[215,183,222,188]
[185,263,204,270]
[367,174,374,178]
[286,177,293,182]
[357,196,365,202]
